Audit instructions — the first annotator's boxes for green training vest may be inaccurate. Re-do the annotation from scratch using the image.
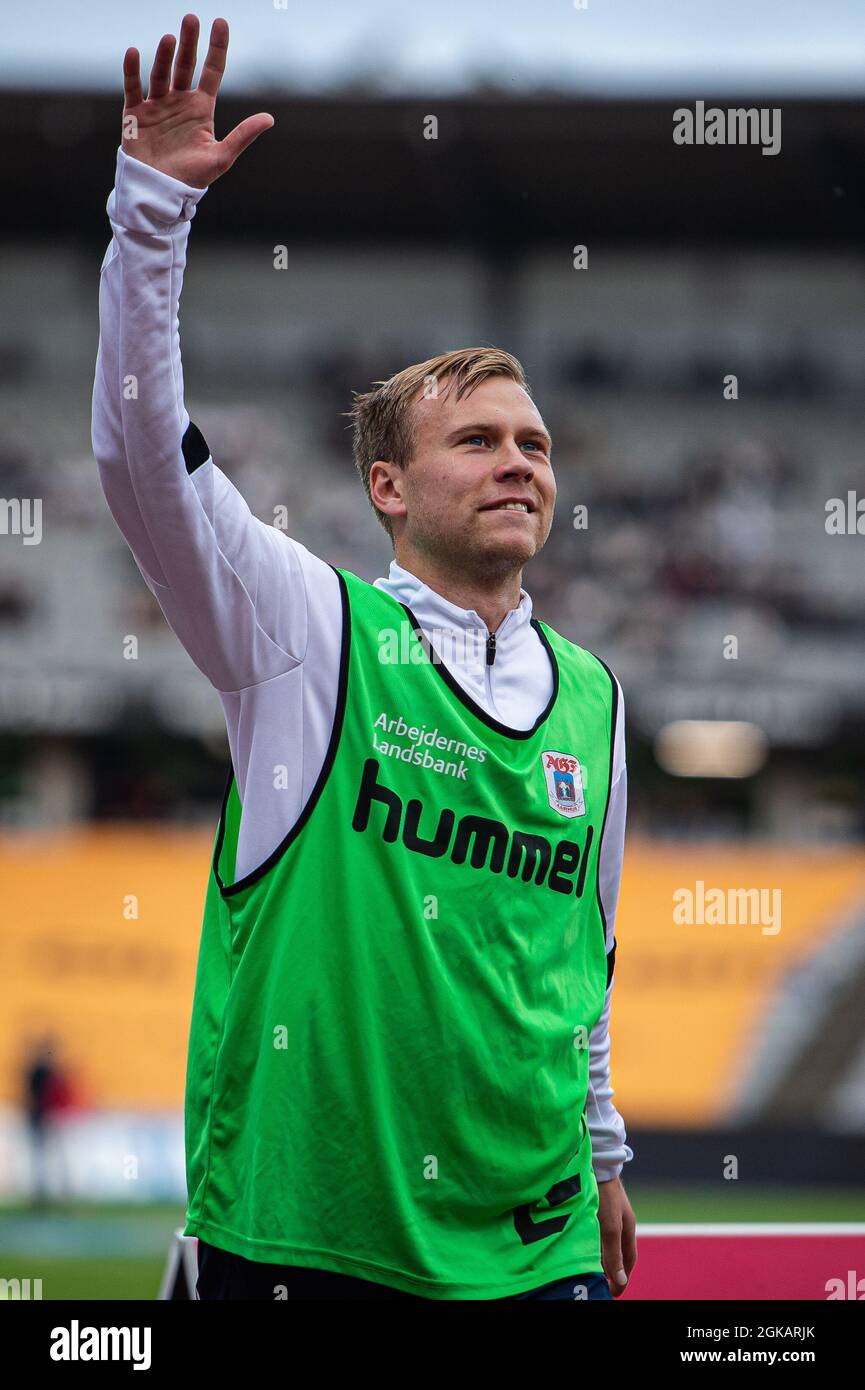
[183,566,618,1299]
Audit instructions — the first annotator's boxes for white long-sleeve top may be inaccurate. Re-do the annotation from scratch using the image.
[91,145,633,1182]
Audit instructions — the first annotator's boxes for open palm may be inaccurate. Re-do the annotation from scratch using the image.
[121,14,273,189]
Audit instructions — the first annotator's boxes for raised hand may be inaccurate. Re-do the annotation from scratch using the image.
[121,14,273,188]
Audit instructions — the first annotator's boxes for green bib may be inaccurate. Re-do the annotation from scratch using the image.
[183,567,618,1299]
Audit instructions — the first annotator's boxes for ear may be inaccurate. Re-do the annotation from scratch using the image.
[369,459,407,524]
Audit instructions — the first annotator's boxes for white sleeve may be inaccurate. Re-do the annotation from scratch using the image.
[587,674,634,1182]
[91,145,312,693]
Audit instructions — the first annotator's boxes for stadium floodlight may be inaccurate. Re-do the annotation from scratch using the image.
[654,720,769,778]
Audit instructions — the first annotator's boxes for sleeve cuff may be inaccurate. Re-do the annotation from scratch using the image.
[593,1161,623,1183]
[592,1143,634,1184]
[107,145,209,233]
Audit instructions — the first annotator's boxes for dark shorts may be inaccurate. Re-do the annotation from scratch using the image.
[196,1239,612,1301]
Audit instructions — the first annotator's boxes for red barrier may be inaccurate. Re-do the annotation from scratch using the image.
[626,1225,865,1300]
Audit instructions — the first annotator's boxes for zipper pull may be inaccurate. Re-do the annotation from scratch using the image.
[486,630,497,666]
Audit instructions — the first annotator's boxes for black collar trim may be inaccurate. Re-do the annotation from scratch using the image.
[397,599,559,741]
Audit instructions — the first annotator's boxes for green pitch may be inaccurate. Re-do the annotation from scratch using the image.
[2,1188,864,1300]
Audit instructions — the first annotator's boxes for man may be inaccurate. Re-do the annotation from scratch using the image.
[92,14,636,1301]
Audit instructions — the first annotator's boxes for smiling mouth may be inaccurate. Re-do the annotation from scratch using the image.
[481,501,534,514]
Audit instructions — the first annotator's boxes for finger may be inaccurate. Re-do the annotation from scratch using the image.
[218,112,274,171]
[148,33,177,101]
[198,17,229,99]
[601,1228,628,1298]
[171,13,200,91]
[621,1215,638,1277]
[122,48,143,109]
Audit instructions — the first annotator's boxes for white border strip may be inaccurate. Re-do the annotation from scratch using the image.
[637,1223,865,1236]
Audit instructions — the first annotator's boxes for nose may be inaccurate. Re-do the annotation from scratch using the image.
[492,442,535,481]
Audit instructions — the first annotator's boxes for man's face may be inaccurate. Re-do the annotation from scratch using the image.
[380,375,556,576]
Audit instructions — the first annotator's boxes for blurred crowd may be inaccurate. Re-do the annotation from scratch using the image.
[1,279,864,838]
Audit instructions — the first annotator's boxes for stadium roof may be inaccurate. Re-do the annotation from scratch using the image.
[2,92,864,249]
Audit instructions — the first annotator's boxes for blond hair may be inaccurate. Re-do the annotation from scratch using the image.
[346,346,530,540]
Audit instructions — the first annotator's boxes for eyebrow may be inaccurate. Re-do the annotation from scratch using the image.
[446,422,553,451]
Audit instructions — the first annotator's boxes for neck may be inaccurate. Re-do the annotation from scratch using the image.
[393,545,523,633]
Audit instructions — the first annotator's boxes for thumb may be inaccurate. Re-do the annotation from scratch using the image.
[218,112,275,172]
